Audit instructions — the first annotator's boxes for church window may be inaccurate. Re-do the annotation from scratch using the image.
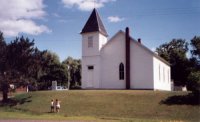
[88,66,94,70]
[88,36,93,48]
[119,63,124,80]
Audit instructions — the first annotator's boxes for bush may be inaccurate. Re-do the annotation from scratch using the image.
[187,71,200,95]
[70,85,82,90]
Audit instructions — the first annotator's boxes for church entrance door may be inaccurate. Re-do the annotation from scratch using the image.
[87,66,94,88]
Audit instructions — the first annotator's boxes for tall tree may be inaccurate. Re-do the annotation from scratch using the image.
[190,36,200,62]
[156,39,189,86]
[0,32,6,73]
[62,57,81,89]
[38,51,68,90]
[0,35,38,101]
[0,32,7,73]
[187,36,200,95]
[0,32,8,102]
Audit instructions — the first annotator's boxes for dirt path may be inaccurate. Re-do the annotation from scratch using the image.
[0,120,91,122]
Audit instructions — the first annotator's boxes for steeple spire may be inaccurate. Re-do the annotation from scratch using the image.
[81,8,108,37]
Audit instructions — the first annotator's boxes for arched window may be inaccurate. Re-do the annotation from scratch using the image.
[119,63,124,80]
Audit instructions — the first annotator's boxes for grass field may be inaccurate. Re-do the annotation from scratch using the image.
[0,90,199,122]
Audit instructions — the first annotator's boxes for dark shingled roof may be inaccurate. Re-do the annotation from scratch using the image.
[81,8,108,37]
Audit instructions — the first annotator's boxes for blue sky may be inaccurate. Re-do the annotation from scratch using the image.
[1,0,200,61]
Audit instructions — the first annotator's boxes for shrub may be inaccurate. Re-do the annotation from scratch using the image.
[187,71,200,95]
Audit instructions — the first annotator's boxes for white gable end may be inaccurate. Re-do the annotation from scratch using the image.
[101,31,126,89]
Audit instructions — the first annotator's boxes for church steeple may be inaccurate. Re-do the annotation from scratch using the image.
[81,8,108,37]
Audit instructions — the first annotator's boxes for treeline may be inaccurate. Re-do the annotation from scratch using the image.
[156,36,200,95]
[0,32,81,102]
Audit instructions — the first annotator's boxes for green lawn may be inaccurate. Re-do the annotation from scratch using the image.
[0,90,199,122]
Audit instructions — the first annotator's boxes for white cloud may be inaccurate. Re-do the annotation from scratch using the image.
[0,19,51,36]
[108,16,124,23]
[0,0,51,37]
[62,0,116,11]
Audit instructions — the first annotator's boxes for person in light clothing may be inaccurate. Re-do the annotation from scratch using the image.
[50,99,55,112]
[55,99,61,113]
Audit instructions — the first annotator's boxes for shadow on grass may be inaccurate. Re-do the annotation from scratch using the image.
[0,95,32,107]
[160,93,200,105]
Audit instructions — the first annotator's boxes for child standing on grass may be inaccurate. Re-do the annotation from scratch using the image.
[50,99,55,112]
[55,99,61,113]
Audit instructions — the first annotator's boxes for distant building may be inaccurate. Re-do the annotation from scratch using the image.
[81,9,171,91]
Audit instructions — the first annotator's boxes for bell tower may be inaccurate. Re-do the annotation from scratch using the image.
[81,8,108,88]
[81,8,108,56]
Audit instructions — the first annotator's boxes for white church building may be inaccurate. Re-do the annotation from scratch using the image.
[81,9,171,91]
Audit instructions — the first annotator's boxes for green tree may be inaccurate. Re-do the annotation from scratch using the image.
[187,71,200,95]
[190,36,200,60]
[38,51,68,90]
[0,35,38,102]
[30,49,47,81]
[156,39,189,86]
[0,32,8,102]
[187,36,200,95]
[0,32,7,74]
[25,49,48,90]
[0,32,6,72]
[62,57,81,89]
